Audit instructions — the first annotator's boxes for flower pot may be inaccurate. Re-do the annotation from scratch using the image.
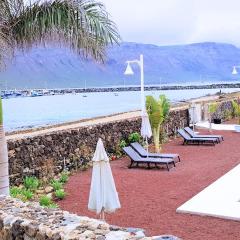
[213,118,221,124]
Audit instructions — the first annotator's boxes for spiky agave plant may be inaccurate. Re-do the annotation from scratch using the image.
[146,95,170,152]
[0,0,120,195]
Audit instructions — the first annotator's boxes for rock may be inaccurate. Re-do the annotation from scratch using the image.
[47,193,53,199]
[23,233,36,240]
[0,196,178,239]
[80,230,95,238]
[105,231,131,240]
[36,190,45,195]
[45,186,54,194]
[96,236,106,240]
[24,223,38,237]
[46,136,52,142]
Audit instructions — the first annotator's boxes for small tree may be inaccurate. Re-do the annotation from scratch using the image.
[232,99,240,124]
[208,102,219,132]
[146,95,170,152]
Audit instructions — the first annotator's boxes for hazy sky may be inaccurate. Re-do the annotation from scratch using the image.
[101,0,240,46]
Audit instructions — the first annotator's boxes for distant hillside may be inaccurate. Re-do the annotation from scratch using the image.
[0,42,239,89]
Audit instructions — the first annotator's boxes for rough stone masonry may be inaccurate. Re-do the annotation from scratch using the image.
[6,97,236,186]
[7,108,189,186]
[0,195,181,240]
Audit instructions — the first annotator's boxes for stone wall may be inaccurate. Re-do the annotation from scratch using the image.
[0,195,180,240]
[6,96,238,186]
[7,108,189,186]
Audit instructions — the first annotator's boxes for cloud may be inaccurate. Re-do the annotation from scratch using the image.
[23,0,240,46]
[101,0,240,46]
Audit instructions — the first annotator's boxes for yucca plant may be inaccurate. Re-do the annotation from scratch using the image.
[146,95,170,152]
[232,99,240,124]
[0,0,120,195]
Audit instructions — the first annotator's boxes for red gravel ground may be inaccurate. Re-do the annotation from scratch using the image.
[59,127,240,240]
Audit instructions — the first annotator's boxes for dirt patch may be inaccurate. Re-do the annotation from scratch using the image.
[59,128,240,240]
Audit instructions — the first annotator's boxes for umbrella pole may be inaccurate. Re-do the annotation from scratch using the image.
[145,137,149,158]
[100,209,105,221]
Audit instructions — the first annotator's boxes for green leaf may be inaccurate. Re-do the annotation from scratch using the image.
[208,103,219,114]
[0,0,121,66]
[146,94,170,151]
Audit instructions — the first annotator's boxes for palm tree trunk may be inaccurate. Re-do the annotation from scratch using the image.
[153,126,161,153]
[0,97,9,195]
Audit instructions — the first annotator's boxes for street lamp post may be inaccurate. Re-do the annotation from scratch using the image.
[190,102,196,132]
[232,66,240,75]
[124,54,145,113]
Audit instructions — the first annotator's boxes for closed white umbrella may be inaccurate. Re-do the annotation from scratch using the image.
[141,110,152,154]
[88,138,121,220]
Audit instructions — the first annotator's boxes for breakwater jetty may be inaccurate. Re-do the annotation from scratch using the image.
[1,83,240,98]
[58,83,240,93]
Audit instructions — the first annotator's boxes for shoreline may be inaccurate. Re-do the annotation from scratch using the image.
[6,91,240,140]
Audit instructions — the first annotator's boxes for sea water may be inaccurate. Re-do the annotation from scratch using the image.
[3,88,239,132]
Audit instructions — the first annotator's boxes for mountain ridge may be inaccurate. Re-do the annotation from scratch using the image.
[0,41,239,89]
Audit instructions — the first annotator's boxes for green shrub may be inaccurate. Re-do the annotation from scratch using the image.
[208,102,219,114]
[10,187,33,202]
[51,180,63,191]
[22,189,34,200]
[10,187,23,198]
[232,100,240,124]
[39,195,58,208]
[223,109,232,121]
[119,139,127,149]
[128,132,141,143]
[59,172,69,184]
[24,176,39,190]
[55,189,66,199]
[48,203,58,209]
[39,195,52,207]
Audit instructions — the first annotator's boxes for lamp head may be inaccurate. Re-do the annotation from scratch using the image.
[232,66,238,75]
[124,62,134,75]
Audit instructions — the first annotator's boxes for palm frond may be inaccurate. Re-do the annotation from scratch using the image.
[159,94,170,120]
[0,23,13,68]
[146,95,164,129]
[0,0,120,64]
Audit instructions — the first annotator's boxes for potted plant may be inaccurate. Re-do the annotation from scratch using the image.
[213,118,221,124]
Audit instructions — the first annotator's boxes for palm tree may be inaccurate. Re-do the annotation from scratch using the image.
[0,98,9,195]
[146,95,170,152]
[0,0,120,195]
